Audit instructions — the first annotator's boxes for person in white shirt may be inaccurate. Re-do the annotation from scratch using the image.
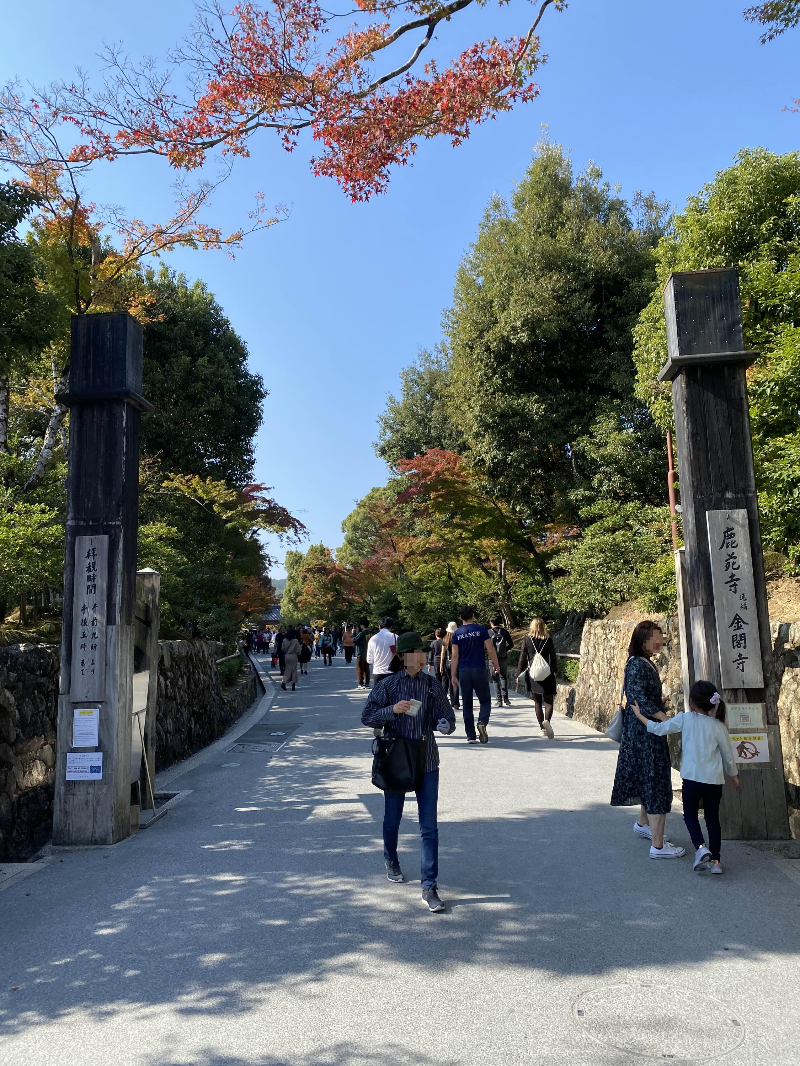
[367,617,399,684]
[632,679,739,875]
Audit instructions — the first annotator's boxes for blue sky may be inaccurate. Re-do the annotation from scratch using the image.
[2,1,798,575]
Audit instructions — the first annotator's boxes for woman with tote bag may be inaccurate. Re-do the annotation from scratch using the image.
[517,617,559,738]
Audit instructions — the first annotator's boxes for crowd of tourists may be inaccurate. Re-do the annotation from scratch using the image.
[248,611,738,914]
[359,614,738,914]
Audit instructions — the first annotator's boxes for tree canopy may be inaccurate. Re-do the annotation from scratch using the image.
[141,267,267,484]
[633,147,800,571]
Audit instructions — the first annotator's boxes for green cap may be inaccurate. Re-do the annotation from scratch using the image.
[396,631,431,655]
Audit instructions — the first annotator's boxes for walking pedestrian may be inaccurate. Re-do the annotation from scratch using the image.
[367,617,399,685]
[440,622,460,709]
[333,625,343,653]
[342,624,355,664]
[516,618,558,736]
[361,631,456,912]
[489,615,514,708]
[321,627,335,665]
[450,606,500,744]
[610,620,685,859]
[281,628,301,691]
[299,627,313,674]
[631,679,739,874]
[353,619,371,688]
[428,628,444,684]
[275,625,287,676]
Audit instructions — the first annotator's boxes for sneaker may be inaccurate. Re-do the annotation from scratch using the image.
[709,860,724,875]
[539,726,548,737]
[693,846,712,871]
[543,720,554,739]
[633,821,652,840]
[385,859,405,883]
[467,737,478,744]
[477,722,489,744]
[650,842,686,859]
[503,698,512,707]
[495,700,503,708]
[422,887,445,912]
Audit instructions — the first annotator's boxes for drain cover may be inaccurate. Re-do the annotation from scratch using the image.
[573,983,745,1061]
[225,741,285,754]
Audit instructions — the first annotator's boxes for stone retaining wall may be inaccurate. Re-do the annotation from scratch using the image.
[0,640,259,860]
[155,641,257,771]
[0,644,59,861]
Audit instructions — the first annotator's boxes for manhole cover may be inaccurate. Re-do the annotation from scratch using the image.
[225,742,285,754]
[573,983,745,1061]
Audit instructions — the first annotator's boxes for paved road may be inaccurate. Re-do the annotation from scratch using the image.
[2,654,800,1066]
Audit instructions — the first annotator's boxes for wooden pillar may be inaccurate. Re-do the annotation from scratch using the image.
[135,568,161,816]
[52,313,153,846]
[660,269,790,839]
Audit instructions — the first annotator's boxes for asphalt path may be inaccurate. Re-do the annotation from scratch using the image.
[1,652,800,1066]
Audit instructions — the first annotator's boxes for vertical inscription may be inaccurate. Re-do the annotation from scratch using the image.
[70,535,109,701]
[706,509,764,689]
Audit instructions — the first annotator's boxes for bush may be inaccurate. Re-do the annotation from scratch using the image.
[218,655,243,688]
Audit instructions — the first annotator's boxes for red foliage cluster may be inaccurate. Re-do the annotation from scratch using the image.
[16,0,558,201]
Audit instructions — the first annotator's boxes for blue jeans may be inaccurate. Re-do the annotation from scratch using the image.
[383,770,439,888]
[459,666,492,739]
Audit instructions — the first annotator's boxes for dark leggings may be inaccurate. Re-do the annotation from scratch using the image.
[682,779,723,860]
[531,693,553,725]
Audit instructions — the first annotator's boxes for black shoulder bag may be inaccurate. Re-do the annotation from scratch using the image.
[371,676,432,793]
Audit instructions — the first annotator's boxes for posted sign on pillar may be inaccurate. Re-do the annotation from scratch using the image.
[706,509,764,689]
[70,535,108,702]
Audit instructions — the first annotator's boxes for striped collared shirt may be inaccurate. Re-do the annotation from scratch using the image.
[361,670,456,773]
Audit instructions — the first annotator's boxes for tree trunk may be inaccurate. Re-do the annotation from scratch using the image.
[0,598,7,624]
[23,367,70,492]
[19,591,27,627]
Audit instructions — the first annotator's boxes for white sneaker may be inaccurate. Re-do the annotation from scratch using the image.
[650,842,686,859]
[709,860,724,875]
[633,821,652,840]
[693,846,712,871]
[543,721,554,739]
[540,726,548,737]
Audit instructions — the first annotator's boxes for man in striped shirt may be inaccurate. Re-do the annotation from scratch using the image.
[362,631,456,913]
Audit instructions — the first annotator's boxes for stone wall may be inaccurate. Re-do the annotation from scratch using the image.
[0,640,259,859]
[0,644,59,861]
[571,616,800,836]
[155,641,258,772]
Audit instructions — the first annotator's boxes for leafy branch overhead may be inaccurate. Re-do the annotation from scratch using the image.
[1,0,564,202]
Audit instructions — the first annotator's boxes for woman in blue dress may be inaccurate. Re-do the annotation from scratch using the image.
[611,621,685,859]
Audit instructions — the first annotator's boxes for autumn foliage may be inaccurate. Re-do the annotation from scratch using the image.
[1,0,560,204]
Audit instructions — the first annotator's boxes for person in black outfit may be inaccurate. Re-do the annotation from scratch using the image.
[274,626,287,676]
[489,615,514,708]
[428,628,444,684]
[517,617,558,738]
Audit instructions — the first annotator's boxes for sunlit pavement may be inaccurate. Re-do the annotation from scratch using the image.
[2,654,800,1066]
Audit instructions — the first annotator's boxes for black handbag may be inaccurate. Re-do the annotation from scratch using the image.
[371,733,427,793]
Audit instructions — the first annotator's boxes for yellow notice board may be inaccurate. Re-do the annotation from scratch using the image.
[729,733,770,764]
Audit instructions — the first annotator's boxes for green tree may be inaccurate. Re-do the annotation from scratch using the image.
[375,347,465,468]
[0,183,63,458]
[633,148,800,570]
[445,140,666,522]
[141,266,267,483]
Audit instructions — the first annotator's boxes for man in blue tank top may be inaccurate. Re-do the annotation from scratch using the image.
[451,606,501,744]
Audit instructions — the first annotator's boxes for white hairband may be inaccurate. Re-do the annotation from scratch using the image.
[709,692,721,706]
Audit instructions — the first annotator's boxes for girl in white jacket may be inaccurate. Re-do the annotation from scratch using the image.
[632,680,739,874]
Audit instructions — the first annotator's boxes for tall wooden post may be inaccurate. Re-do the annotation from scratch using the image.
[660,269,790,839]
[53,313,152,845]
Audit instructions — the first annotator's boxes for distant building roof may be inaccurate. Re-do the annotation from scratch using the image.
[262,605,282,622]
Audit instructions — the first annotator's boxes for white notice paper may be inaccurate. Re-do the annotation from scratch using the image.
[66,752,103,780]
[72,707,99,747]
